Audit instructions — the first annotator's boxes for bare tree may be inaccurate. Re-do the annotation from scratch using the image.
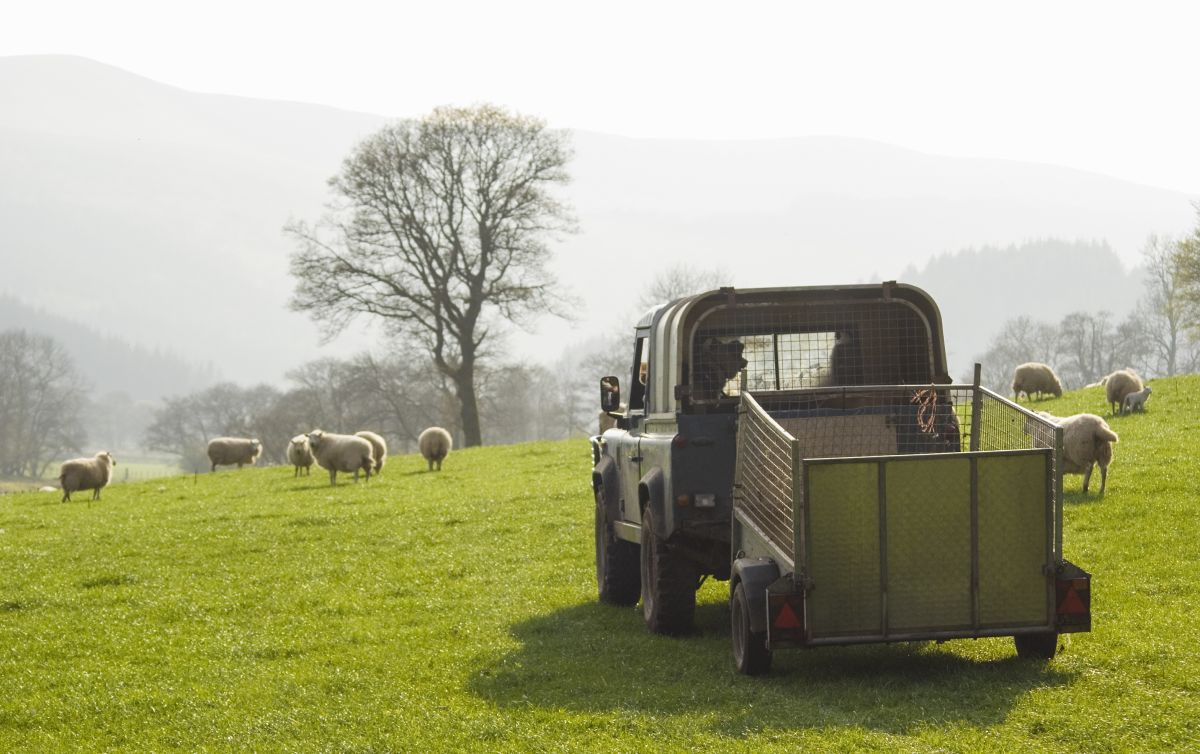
[969,316,1059,390]
[145,382,284,469]
[1175,202,1200,334]
[288,105,575,447]
[1134,234,1198,376]
[0,330,89,478]
[637,263,730,311]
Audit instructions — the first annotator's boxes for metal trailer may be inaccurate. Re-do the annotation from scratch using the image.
[730,381,1091,674]
[589,283,1090,674]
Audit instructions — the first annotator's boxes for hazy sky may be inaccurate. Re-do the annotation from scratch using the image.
[5,1,1199,195]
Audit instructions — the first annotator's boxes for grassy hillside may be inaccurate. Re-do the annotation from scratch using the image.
[1,377,1198,751]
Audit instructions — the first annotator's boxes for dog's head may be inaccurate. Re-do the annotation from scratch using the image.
[696,337,747,396]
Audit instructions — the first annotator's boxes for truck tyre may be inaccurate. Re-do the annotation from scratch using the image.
[595,486,640,605]
[640,507,696,635]
[731,581,772,675]
[1014,631,1059,659]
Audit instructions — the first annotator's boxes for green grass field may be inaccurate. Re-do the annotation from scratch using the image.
[2,377,1198,751]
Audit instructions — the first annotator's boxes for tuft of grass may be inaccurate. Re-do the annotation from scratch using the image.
[1,377,1199,751]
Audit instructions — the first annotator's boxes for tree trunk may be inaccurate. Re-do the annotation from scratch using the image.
[454,362,483,448]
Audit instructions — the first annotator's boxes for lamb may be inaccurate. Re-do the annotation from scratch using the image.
[287,434,314,477]
[206,437,262,472]
[58,451,116,503]
[1121,385,1152,415]
[418,426,453,471]
[306,429,374,486]
[355,430,388,474]
[1012,362,1063,401]
[1104,369,1144,415]
[1036,411,1119,495]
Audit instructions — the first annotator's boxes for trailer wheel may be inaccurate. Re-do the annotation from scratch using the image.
[1014,631,1059,659]
[640,507,696,635]
[595,486,640,605]
[731,582,772,675]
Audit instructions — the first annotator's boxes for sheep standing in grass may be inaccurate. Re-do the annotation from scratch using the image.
[1012,362,1063,401]
[306,429,374,486]
[1122,385,1152,415]
[287,434,314,477]
[1037,411,1119,495]
[418,427,453,471]
[1105,369,1144,415]
[355,431,388,474]
[58,451,116,503]
[207,437,262,472]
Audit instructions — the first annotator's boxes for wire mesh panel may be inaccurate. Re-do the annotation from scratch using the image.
[734,394,797,555]
[884,456,973,632]
[805,461,882,637]
[687,298,937,409]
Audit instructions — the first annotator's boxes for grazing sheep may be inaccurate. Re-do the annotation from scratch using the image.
[355,431,388,474]
[418,426,453,471]
[287,434,314,477]
[1037,411,1119,495]
[1121,385,1152,415]
[1105,369,1144,415]
[207,437,262,472]
[58,451,116,503]
[1012,362,1063,401]
[306,429,374,486]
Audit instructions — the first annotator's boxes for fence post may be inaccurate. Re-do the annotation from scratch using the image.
[970,362,983,452]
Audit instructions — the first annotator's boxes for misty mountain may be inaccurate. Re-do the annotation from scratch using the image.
[900,240,1145,376]
[0,293,218,399]
[1,55,1195,390]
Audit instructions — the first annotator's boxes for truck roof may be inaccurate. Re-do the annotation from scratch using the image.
[641,282,949,414]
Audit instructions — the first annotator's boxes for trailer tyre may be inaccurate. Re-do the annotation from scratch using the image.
[595,486,640,606]
[1014,631,1059,660]
[640,507,696,635]
[731,582,772,675]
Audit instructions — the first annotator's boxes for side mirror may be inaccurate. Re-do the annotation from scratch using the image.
[600,376,621,412]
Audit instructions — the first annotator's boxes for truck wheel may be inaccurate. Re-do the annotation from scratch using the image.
[1014,631,1059,659]
[595,486,640,606]
[640,507,696,635]
[731,582,772,675]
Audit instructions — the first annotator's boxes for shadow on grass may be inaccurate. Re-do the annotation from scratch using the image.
[470,601,1075,736]
[1063,489,1105,505]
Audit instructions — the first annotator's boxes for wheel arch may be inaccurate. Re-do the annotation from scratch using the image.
[638,466,667,535]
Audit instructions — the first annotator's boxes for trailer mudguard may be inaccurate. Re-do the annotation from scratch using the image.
[732,558,781,634]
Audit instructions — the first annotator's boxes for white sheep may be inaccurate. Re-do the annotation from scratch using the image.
[287,434,314,477]
[1037,411,1119,495]
[1121,385,1152,415]
[58,451,116,503]
[1012,362,1063,401]
[1105,369,1144,415]
[355,430,388,474]
[207,437,262,472]
[418,426,453,471]
[306,429,374,486]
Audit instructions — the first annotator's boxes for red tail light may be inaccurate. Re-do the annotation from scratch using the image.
[1055,567,1091,632]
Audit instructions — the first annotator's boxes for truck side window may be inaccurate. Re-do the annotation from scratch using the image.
[628,337,648,411]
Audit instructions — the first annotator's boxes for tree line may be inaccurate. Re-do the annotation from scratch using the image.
[974,212,1200,390]
[143,349,594,471]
